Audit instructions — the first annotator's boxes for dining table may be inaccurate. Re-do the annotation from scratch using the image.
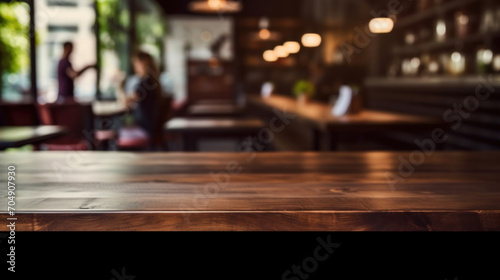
[0,126,67,150]
[1,151,499,231]
[187,103,245,117]
[165,117,266,151]
[248,94,444,150]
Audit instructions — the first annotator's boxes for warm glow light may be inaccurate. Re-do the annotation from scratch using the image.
[428,61,439,73]
[451,52,462,63]
[301,33,322,48]
[283,41,301,54]
[436,19,446,41]
[263,50,278,62]
[259,17,269,29]
[493,55,500,71]
[405,32,416,45]
[189,0,242,13]
[273,45,289,58]
[450,52,465,75]
[368,17,394,33]
[208,0,224,9]
[410,57,421,69]
[478,49,493,64]
[456,13,469,25]
[259,28,271,40]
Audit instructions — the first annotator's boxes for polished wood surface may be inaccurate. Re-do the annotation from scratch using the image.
[0,126,67,149]
[187,104,244,117]
[166,117,265,133]
[248,94,442,132]
[1,151,499,231]
[165,118,266,151]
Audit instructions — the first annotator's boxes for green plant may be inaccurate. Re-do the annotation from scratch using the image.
[0,2,30,93]
[293,80,315,97]
[97,0,131,71]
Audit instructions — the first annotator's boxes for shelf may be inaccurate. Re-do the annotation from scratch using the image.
[393,31,500,56]
[365,76,500,89]
[395,0,483,30]
[244,64,298,69]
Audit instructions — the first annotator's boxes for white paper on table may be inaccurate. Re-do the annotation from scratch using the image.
[332,85,353,117]
[261,82,274,98]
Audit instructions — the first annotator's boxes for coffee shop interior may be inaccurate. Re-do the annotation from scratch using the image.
[1,0,500,231]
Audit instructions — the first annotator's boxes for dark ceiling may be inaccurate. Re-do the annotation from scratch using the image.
[157,0,303,17]
[155,0,385,28]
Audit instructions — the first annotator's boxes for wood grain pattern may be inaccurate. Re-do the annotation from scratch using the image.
[0,151,499,231]
[0,126,67,150]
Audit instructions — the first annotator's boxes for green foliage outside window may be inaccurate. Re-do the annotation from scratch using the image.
[0,2,30,95]
[96,0,130,71]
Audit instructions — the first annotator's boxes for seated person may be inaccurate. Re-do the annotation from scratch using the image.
[118,51,162,143]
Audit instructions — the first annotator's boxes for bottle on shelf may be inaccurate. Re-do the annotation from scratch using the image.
[435,19,448,42]
[454,11,469,38]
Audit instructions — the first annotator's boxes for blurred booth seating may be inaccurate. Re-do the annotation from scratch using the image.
[36,102,94,151]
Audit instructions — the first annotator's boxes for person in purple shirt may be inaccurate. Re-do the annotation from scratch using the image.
[57,42,96,102]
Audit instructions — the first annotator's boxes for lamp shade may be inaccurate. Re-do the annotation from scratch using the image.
[259,28,271,40]
[189,0,242,13]
[273,45,289,58]
[263,50,278,62]
[283,41,301,54]
[368,17,394,33]
[301,33,322,47]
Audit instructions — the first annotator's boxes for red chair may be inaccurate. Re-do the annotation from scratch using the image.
[36,102,94,151]
[0,102,39,126]
[117,96,172,150]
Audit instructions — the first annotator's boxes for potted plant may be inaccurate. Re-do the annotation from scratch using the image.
[293,80,315,105]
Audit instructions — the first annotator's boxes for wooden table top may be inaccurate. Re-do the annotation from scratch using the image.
[248,94,442,131]
[0,126,67,149]
[165,118,265,133]
[187,104,244,117]
[1,151,499,231]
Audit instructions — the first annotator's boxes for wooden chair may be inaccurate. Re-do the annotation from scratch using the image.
[36,102,94,151]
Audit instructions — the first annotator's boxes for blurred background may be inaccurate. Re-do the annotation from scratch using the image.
[1,0,499,151]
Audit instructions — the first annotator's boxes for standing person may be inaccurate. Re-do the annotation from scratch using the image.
[57,41,95,102]
[122,51,162,139]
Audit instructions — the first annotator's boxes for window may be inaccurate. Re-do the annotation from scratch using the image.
[0,1,31,102]
[97,0,131,99]
[35,0,97,102]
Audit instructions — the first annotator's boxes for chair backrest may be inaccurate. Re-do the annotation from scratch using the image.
[37,102,94,142]
[153,95,173,138]
[160,95,173,125]
[0,102,39,126]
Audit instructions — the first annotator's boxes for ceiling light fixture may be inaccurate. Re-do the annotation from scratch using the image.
[259,28,271,40]
[263,50,278,62]
[301,33,322,47]
[189,0,242,13]
[368,17,394,33]
[273,45,289,58]
[283,41,301,54]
